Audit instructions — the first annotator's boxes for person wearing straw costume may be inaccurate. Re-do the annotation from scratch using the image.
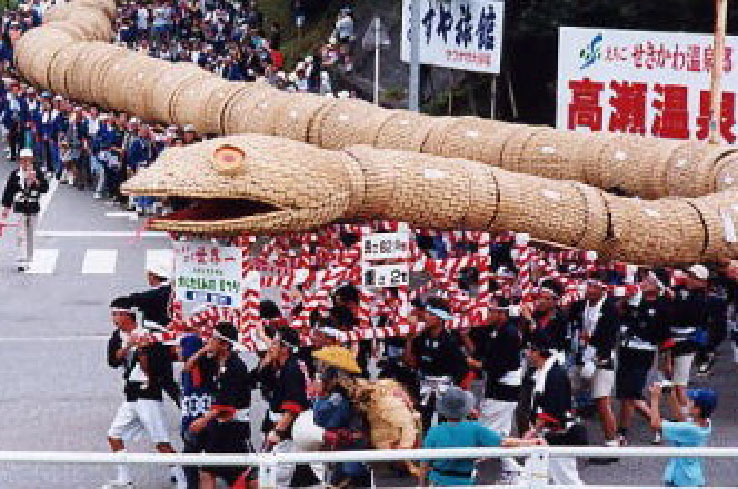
[419,386,545,487]
[105,296,187,489]
[1,147,48,271]
[308,345,371,488]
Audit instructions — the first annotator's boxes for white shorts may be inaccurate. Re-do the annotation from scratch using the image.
[591,368,615,399]
[107,399,170,444]
[672,353,695,386]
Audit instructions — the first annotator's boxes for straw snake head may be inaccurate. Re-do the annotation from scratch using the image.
[121,134,359,234]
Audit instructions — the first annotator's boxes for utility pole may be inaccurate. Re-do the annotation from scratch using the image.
[710,0,728,144]
[374,16,381,105]
[409,0,421,111]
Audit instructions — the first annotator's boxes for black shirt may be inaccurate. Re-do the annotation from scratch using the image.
[568,298,619,367]
[128,284,171,327]
[107,329,172,402]
[411,329,468,383]
[530,361,572,428]
[620,296,670,366]
[198,351,254,411]
[2,167,49,213]
[259,354,310,416]
[471,321,523,401]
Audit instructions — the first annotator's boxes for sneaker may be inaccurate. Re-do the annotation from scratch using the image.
[652,430,662,445]
[498,471,520,485]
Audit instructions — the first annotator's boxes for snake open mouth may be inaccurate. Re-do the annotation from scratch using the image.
[159,198,284,222]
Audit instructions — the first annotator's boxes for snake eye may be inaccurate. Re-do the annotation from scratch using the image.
[212,144,247,177]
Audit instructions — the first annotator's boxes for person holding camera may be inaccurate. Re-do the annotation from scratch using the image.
[1,147,48,271]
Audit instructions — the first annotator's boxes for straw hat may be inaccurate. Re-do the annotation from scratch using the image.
[312,346,362,374]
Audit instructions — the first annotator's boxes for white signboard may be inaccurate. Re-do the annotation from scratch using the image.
[401,0,504,74]
[558,27,738,144]
[362,263,410,288]
[361,231,411,261]
[174,240,244,310]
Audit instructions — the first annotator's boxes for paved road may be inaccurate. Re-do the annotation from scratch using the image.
[0,154,737,488]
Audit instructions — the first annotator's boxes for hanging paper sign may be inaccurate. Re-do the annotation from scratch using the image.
[361,231,411,261]
[174,239,244,309]
[362,262,410,288]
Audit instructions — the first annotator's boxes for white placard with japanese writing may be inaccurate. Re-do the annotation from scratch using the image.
[362,263,410,288]
[557,27,738,143]
[361,231,411,261]
[401,0,504,74]
[174,239,244,311]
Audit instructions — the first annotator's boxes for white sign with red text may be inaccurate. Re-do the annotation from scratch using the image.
[401,0,504,74]
[557,27,738,144]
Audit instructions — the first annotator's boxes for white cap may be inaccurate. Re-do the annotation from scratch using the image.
[687,264,710,281]
[337,90,350,99]
[130,117,140,124]
[19,148,33,158]
[146,250,174,280]
[183,124,195,132]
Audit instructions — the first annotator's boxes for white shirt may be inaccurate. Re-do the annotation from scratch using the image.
[583,296,605,338]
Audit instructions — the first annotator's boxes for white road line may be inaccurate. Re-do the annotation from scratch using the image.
[37,230,167,238]
[146,248,173,272]
[105,211,139,221]
[25,248,59,274]
[81,249,118,274]
[0,336,108,343]
[36,177,59,227]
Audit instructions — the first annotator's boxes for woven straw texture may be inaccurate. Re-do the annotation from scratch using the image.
[272,92,333,142]
[711,150,738,193]
[375,111,436,152]
[100,53,144,111]
[605,195,705,265]
[42,3,75,23]
[222,86,283,135]
[519,128,592,183]
[48,42,90,98]
[573,182,610,252]
[319,99,394,150]
[199,83,252,135]
[67,7,112,41]
[66,42,111,101]
[493,168,588,247]
[89,46,131,108]
[690,191,738,260]
[170,75,229,128]
[345,145,476,229]
[42,20,89,41]
[435,117,518,167]
[123,56,171,122]
[306,97,337,145]
[498,126,545,174]
[15,30,75,88]
[421,117,460,155]
[148,64,208,124]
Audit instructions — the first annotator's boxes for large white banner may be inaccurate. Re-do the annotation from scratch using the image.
[401,0,504,74]
[557,27,738,143]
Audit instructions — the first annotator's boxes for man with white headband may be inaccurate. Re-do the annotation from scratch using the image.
[105,296,187,489]
[404,297,469,432]
[1,147,48,271]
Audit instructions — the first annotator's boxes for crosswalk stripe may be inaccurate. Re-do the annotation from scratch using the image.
[81,249,118,274]
[146,249,173,273]
[25,248,59,274]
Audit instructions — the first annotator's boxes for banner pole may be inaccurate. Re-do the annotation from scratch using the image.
[710,0,728,144]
